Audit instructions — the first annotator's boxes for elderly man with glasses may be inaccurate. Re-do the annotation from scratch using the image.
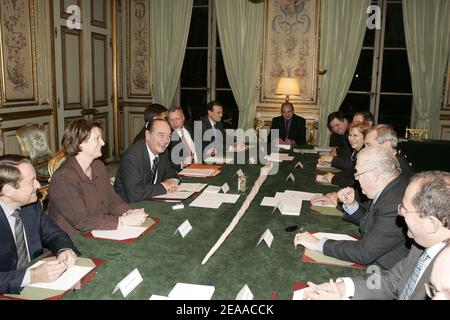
[301,171,450,300]
[295,145,410,269]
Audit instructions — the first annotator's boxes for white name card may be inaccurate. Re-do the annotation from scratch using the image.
[236,169,244,177]
[236,284,254,300]
[112,268,143,298]
[257,229,274,248]
[286,172,295,182]
[222,183,230,193]
[176,220,192,238]
[249,156,256,164]
[295,161,304,169]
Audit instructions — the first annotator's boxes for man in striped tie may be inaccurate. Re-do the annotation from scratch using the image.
[301,171,450,300]
[0,155,79,294]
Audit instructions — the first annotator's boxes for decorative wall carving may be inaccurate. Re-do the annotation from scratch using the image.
[260,0,319,105]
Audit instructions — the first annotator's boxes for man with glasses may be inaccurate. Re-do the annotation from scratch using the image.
[295,145,410,269]
[302,171,450,300]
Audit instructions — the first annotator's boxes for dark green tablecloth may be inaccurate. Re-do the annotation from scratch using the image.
[64,150,366,300]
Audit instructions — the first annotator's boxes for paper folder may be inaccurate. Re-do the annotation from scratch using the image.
[84,216,159,243]
[0,257,103,300]
[310,204,343,217]
[178,164,222,178]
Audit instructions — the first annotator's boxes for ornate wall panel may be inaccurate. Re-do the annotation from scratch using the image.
[61,26,82,109]
[127,0,151,98]
[91,32,107,106]
[91,0,107,28]
[0,0,38,105]
[260,0,320,105]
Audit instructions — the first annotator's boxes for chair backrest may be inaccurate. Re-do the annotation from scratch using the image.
[405,127,428,140]
[0,129,4,156]
[48,149,66,180]
[16,123,53,163]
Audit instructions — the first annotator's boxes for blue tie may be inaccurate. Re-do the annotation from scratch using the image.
[399,251,430,300]
[151,157,159,184]
[11,209,28,270]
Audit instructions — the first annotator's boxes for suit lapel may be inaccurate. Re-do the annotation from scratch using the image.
[0,206,19,261]
[140,140,151,183]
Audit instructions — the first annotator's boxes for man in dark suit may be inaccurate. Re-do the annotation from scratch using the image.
[295,145,410,269]
[132,103,167,145]
[302,171,450,300]
[270,102,306,145]
[0,155,79,294]
[114,119,179,203]
[199,100,228,157]
[327,111,351,159]
[167,106,198,171]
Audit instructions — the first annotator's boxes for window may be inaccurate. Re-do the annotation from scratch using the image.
[176,0,238,128]
[340,0,413,136]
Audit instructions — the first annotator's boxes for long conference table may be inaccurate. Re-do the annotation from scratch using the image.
[61,148,367,300]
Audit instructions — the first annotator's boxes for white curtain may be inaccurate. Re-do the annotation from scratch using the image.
[215,0,264,129]
[150,0,193,107]
[403,0,450,138]
[317,0,371,146]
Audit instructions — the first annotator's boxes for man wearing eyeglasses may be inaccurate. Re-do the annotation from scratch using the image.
[427,241,450,300]
[302,171,450,300]
[295,145,410,269]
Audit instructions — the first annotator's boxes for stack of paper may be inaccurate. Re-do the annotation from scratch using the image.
[189,192,240,209]
[178,164,221,178]
[152,191,194,202]
[177,183,207,192]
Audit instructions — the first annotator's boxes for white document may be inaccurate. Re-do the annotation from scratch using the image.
[286,172,295,182]
[236,284,254,300]
[189,197,222,209]
[177,183,207,192]
[314,146,334,152]
[235,169,244,177]
[216,193,240,203]
[274,192,302,215]
[284,190,322,201]
[91,226,147,241]
[276,144,291,150]
[260,197,278,207]
[257,229,274,248]
[149,294,169,300]
[175,220,192,238]
[152,191,194,200]
[204,156,234,164]
[221,183,230,193]
[112,268,143,298]
[313,232,357,242]
[28,261,94,291]
[204,185,222,193]
[294,148,318,154]
[292,288,307,300]
[168,283,215,300]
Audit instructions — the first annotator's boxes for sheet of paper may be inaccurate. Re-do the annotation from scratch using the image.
[177,183,207,192]
[189,196,222,209]
[292,288,307,300]
[313,232,357,242]
[91,226,147,241]
[204,185,222,193]
[260,197,277,207]
[149,294,169,300]
[216,193,240,203]
[28,261,94,291]
[168,283,215,300]
[204,156,234,164]
[294,148,318,154]
[235,284,254,300]
[152,191,194,200]
[284,190,322,201]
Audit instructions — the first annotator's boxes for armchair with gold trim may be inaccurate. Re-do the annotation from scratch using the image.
[16,123,53,183]
[405,127,428,140]
[48,149,66,180]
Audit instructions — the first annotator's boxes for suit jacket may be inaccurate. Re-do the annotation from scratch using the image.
[331,149,359,188]
[352,243,438,300]
[323,176,410,269]
[396,152,414,181]
[49,157,131,236]
[330,132,352,160]
[199,116,229,155]
[0,202,79,294]
[114,139,178,203]
[270,114,306,145]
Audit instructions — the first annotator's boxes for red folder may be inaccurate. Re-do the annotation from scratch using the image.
[0,258,104,300]
[178,164,222,178]
[301,231,365,269]
[83,216,160,243]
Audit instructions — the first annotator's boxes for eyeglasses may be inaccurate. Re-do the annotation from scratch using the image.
[397,203,421,215]
[424,282,450,300]
[354,169,373,179]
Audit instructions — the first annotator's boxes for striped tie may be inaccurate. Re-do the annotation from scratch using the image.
[11,209,28,270]
[399,251,430,300]
[151,156,159,184]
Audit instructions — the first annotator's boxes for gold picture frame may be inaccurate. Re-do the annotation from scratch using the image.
[260,0,320,105]
[127,0,151,98]
[0,0,38,105]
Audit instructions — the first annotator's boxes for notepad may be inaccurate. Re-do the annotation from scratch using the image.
[177,183,207,192]
[91,226,147,240]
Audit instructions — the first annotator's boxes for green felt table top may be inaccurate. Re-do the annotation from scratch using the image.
[62,150,366,300]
